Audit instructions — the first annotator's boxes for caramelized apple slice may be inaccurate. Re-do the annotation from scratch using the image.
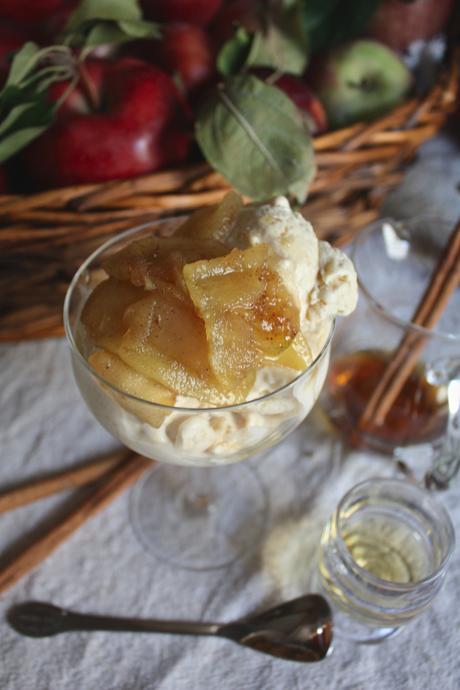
[89,349,175,427]
[183,244,299,388]
[174,191,243,242]
[103,236,228,292]
[274,332,313,371]
[101,285,237,404]
[81,278,144,343]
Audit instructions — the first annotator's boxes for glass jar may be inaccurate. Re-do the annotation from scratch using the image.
[313,478,455,643]
[321,217,460,467]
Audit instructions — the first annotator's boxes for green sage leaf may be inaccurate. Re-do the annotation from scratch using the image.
[195,75,315,202]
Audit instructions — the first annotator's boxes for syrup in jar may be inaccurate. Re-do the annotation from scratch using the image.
[324,350,448,450]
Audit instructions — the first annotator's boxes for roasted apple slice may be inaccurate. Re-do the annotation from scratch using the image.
[183,244,299,388]
[101,284,238,404]
[103,236,228,292]
[89,349,175,427]
[174,190,243,243]
[81,278,144,343]
[275,333,313,371]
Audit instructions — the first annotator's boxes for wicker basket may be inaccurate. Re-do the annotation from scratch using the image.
[1,54,458,343]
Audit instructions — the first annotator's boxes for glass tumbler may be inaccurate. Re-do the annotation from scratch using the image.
[321,217,460,481]
[313,478,455,643]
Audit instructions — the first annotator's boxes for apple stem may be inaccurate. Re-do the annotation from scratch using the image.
[78,61,99,112]
[347,75,381,93]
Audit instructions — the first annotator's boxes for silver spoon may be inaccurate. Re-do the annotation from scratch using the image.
[7,594,332,663]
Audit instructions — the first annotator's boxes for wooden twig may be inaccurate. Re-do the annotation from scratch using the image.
[72,163,210,211]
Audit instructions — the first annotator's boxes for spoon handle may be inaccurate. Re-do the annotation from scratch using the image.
[65,612,220,636]
[8,602,220,638]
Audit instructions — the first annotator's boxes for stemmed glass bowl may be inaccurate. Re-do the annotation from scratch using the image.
[64,218,333,569]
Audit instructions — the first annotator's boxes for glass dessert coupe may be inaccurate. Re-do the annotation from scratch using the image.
[64,216,335,570]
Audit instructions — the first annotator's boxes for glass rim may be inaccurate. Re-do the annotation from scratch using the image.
[352,216,460,344]
[334,477,455,592]
[63,218,334,413]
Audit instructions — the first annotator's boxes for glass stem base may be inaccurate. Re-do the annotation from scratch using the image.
[309,568,401,644]
[129,462,268,571]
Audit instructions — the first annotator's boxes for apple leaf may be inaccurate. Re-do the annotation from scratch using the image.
[64,0,160,48]
[5,42,41,88]
[297,0,340,52]
[0,43,76,162]
[195,75,315,202]
[326,0,382,45]
[66,0,143,27]
[0,89,54,162]
[218,25,308,77]
[246,22,308,75]
[82,20,161,48]
[217,28,252,77]
[304,0,382,51]
[218,0,309,77]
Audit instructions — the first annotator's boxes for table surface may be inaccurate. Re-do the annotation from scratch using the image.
[2,134,460,690]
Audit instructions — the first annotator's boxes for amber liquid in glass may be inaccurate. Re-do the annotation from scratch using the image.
[325,350,448,449]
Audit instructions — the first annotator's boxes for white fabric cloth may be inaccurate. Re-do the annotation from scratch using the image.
[2,134,460,689]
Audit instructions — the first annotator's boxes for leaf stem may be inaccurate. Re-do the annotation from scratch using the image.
[77,59,99,111]
[55,73,79,112]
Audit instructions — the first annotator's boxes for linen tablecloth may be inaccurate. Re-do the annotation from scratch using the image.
[1,134,460,690]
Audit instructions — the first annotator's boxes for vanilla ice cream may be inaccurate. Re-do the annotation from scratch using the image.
[74,196,357,466]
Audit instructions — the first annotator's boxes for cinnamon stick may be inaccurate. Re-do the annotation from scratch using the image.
[0,453,151,595]
[0,449,128,514]
[359,218,460,430]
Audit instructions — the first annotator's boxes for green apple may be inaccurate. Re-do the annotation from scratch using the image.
[311,40,412,129]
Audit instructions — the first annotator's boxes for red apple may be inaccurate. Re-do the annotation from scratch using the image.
[250,70,327,134]
[22,58,192,187]
[141,0,222,27]
[131,23,215,91]
[366,0,454,53]
[0,0,64,23]
[270,74,328,135]
[38,0,79,43]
